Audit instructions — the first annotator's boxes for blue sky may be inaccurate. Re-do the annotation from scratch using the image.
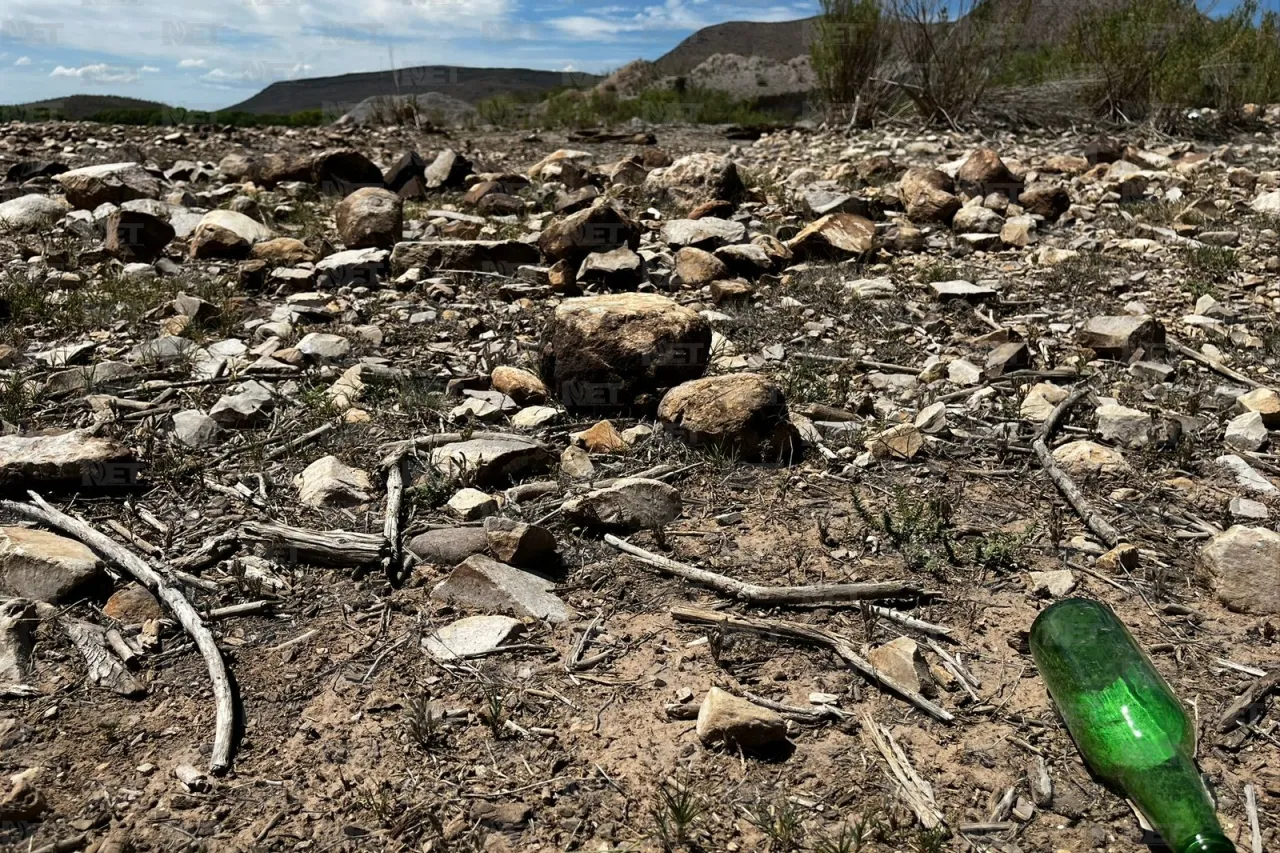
[0,0,817,110]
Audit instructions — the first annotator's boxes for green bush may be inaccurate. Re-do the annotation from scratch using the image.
[809,0,893,124]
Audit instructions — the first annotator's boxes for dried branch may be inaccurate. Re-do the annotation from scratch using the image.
[0,492,236,773]
[671,605,953,723]
[1031,384,1122,548]
[608,535,928,605]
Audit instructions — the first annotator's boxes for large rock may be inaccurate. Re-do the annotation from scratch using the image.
[578,246,645,290]
[1096,404,1152,449]
[55,162,160,209]
[674,246,728,287]
[1237,388,1280,427]
[644,153,745,211]
[1052,441,1128,476]
[562,477,681,531]
[900,168,960,224]
[311,148,384,196]
[427,436,552,487]
[250,237,314,266]
[430,554,572,622]
[334,187,403,249]
[384,151,427,198]
[1019,183,1071,220]
[258,152,314,187]
[391,239,540,276]
[315,247,388,289]
[208,381,274,428]
[0,194,71,232]
[0,527,105,604]
[491,366,548,406]
[538,201,640,265]
[189,210,274,259]
[660,217,746,249]
[951,204,1004,234]
[696,687,787,748]
[424,615,524,662]
[294,456,373,508]
[104,209,175,262]
[484,516,557,567]
[1079,316,1165,361]
[955,148,1022,197]
[1201,526,1280,615]
[424,149,473,189]
[541,293,711,413]
[867,636,934,697]
[658,374,799,461]
[0,430,137,488]
[408,527,489,565]
[785,213,876,260]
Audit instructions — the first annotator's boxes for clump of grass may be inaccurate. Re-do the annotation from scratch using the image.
[811,813,882,853]
[1180,245,1237,283]
[651,779,705,850]
[745,797,805,852]
[405,694,447,753]
[479,684,509,738]
[855,486,959,577]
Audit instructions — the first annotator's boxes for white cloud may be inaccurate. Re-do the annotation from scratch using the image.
[178,58,207,69]
[139,65,159,73]
[51,63,151,83]
[14,56,32,66]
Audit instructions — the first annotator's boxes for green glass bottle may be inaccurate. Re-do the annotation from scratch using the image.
[1030,598,1235,853]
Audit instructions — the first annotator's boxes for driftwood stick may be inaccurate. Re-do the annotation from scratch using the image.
[0,597,37,694]
[105,628,140,669]
[608,535,927,605]
[867,605,954,639]
[239,521,387,568]
[1032,384,1121,548]
[861,711,945,828]
[380,454,407,580]
[61,617,146,697]
[171,530,240,574]
[1218,670,1279,732]
[1245,784,1263,853]
[1171,340,1271,391]
[0,492,236,774]
[265,421,334,461]
[672,605,953,723]
[742,691,850,722]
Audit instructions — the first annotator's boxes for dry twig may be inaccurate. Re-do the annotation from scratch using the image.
[0,492,236,773]
[1032,384,1121,548]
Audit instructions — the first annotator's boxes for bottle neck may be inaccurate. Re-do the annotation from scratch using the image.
[1180,834,1236,853]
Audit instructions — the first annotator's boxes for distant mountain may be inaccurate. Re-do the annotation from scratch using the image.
[649,18,818,78]
[222,66,602,116]
[2,94,169,120]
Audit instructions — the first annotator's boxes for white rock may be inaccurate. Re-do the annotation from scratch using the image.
[423,615,524,661]
[1225,411,1269,452]
[294,456,373,508]
[1096,404,1151,449]
[446,488,499,520]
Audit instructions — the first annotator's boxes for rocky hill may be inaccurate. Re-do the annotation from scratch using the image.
[222,66,602,116]
[2,95,169,120]
[649,17,817,78]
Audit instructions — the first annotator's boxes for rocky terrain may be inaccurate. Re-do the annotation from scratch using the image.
[0,113,1278,853]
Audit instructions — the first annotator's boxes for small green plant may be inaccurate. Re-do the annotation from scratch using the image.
[745,797,805,851]
[353,780,398,827]
[651,780,705,850]
[1180,246,1237,283]
[405,694,446,752]
[811,814,881,853]
[0,373,37,425]
[479,684,508,737]
[970,528,1034,574]
[809,0,894,124]
[909,827,950,853]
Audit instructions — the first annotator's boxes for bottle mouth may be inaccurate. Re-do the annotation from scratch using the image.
[1181,834,1236,853]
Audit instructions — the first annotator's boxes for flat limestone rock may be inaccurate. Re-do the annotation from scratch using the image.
[695,686,787,747]
[0,527,105,604]
[0,430,137,488]
[423,615,524,661]
[1201,526,1280,615]
[427,436,552,487]
[562,478,681,531]
[430,555,571,623]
